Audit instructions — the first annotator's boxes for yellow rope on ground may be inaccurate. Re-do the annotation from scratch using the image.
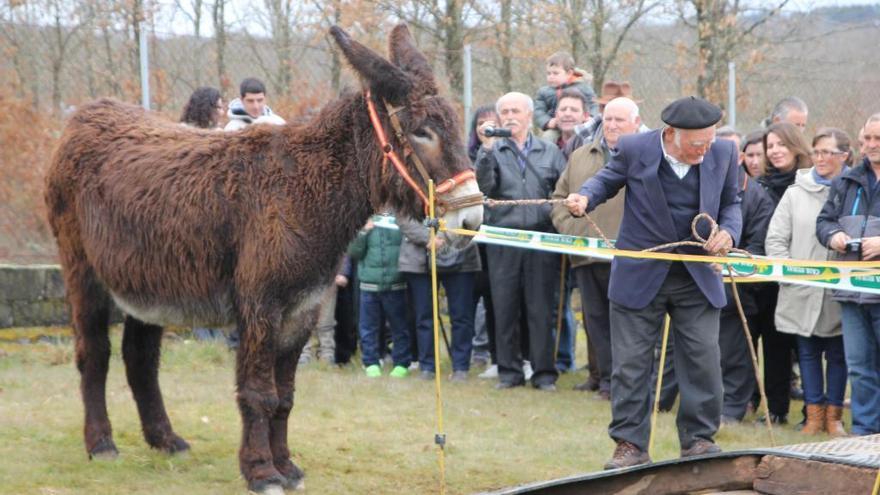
[648,314,672,457]
[872,466,880,495]
[428,181,447,495]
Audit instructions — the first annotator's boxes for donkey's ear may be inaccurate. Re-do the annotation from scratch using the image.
[388,24,438,96]
[330,26,413,104]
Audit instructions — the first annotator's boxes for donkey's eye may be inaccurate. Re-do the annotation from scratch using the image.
[411,127,432,139]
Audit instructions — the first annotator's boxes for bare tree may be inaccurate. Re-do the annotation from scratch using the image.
[210,0,228,92]
[44,0,89,114]
[676,0,788,101]
[175,0,205,84]
[551,0,660,90]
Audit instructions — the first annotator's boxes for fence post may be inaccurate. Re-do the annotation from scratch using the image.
[727,61,735,128]
[463,44,472,132]
[139,20,150,110]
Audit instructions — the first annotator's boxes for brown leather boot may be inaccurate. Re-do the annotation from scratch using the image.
[825,404,848,437]
[603,441,651,470]
[801,403,826,435]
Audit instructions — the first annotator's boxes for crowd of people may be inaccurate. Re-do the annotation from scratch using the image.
[184,54,880,469]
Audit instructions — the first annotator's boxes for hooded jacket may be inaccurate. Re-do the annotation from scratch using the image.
[223,98,286,131]
[766,168,841,337]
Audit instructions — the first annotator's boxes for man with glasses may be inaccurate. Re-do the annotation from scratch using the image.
[566,96,742,469]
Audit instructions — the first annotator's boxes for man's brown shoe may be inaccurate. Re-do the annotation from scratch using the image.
[603,441,651,470]
[680,439,721,458]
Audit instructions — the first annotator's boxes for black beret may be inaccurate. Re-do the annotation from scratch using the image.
[661,96,722,129]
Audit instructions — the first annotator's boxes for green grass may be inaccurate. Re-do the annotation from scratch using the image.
[0,327,830,494]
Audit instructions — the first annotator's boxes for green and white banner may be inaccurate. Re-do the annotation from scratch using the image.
[372,215,880,295]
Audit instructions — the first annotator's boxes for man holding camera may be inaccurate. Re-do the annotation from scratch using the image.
[475,92,567,391]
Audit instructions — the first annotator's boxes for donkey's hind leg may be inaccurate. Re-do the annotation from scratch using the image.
[122,316,190,453]
[65,262,116,459]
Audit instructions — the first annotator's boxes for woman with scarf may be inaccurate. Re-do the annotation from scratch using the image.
[765,128,852,436]
[748,122,813,425]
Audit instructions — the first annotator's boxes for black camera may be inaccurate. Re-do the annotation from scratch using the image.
[483,126,512,138]
[845,238,862,254]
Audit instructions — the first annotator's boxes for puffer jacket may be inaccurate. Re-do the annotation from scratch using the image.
[817,157,880,304]
[396,215,481,274]
[534,74,599,130]
[767,168,841,336]
[347,218,406,292]
[475,134,567,232]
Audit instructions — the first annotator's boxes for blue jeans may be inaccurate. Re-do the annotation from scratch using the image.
[796,335,847,407]
[358,289,412,368]
[840,302,880,435]
[405,272,476,372]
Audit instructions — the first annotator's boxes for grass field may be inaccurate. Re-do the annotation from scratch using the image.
[0,327,828,494]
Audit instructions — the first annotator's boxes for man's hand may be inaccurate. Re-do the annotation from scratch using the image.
[477,121,498,150]
[704,229,733,256]
[829,231,852,253]
[335,274,349,288]
[428,237,446,251]
[566,193,588,217]
[546,117,557,129]
[363,218,375,232]
[862,236,880,260]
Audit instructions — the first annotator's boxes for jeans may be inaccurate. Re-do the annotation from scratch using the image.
[358,289,412,368]
[796,335,847,407]
[405,272,476,372]
[840,302,880,435]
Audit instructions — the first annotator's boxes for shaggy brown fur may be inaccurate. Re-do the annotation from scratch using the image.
[44,24,481,493]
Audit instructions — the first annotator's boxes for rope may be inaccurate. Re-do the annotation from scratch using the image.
[648,314,672,457]
[428,181,447,495]
[474,203,776,452]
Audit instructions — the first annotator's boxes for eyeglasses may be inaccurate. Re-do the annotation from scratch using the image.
[811,150,844,158]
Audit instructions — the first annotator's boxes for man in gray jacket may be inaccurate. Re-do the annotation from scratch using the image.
[475,92,568,391]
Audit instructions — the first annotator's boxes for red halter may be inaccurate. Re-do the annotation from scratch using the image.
[364,90,480,215]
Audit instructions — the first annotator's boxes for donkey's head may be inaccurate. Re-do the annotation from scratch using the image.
[330,24,483,248]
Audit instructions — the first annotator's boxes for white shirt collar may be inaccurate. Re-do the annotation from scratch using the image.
[660,130,693,180]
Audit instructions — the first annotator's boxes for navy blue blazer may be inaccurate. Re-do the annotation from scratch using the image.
[578,129,742,309]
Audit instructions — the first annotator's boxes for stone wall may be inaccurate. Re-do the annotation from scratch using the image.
[0,264,126,328]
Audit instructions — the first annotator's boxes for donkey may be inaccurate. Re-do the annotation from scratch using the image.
[44,24,482,493]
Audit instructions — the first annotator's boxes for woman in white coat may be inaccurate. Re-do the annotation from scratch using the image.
[766,128,852,436]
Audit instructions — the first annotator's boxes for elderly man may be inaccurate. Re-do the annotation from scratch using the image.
[551,97,643,398]
[768,96,808,132]
[567,96,742,468]
[476,92,567,391]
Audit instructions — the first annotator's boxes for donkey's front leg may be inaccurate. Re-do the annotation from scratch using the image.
[235,318,285,493]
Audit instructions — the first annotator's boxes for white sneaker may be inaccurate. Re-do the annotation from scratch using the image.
[478,364,498,379]
[523,360,534,381]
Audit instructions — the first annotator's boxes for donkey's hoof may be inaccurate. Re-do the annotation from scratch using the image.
[282,473,305,491]
[277,461,305,490]
[164,435,191,454]
[254,484,285,495]
[88,438,119,461]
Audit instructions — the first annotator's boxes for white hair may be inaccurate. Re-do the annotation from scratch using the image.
[603,97,639,122]
[496,92,534,114]
[867,113,880,126]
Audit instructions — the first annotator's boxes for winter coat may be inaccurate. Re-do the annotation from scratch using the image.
[534,74,599,130]
[396,215,481,274]
[817,157,880,304]
[766,168,842,337]
[550,131,623,268]
[223,98,286,131]
[475,134,567,232]
[347,220,406,292]
[722,171,775,316]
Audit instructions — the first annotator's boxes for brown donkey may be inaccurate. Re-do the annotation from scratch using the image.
[44,25,482,493]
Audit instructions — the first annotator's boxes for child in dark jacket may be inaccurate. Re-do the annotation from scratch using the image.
[348,215,412,378]
[534,51,598,141]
